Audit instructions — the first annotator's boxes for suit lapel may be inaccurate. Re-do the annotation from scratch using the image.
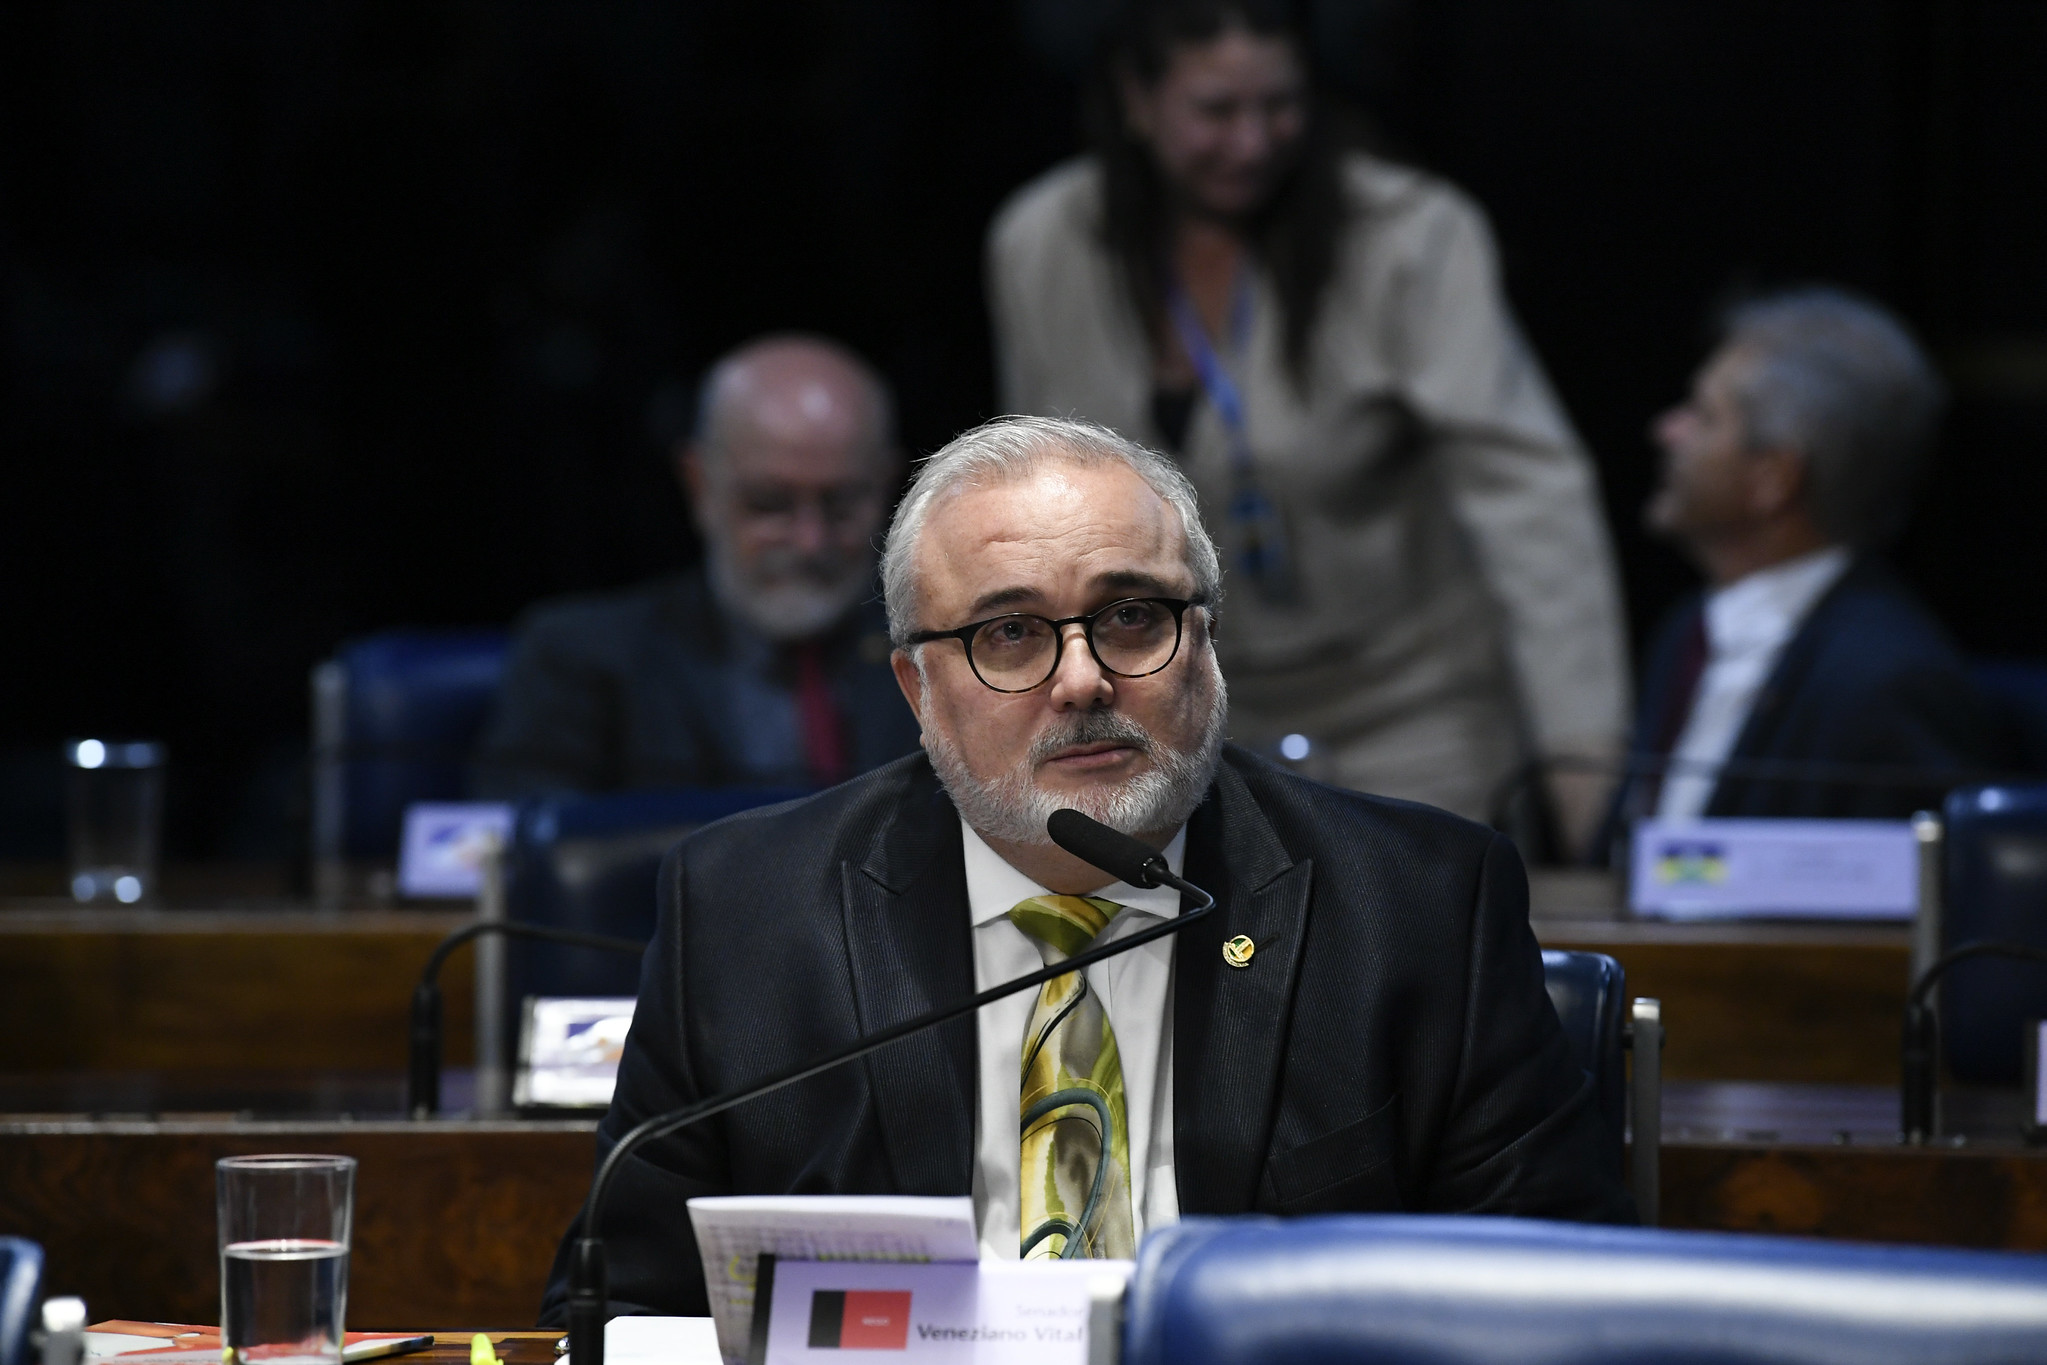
[1174,758,1311,1213]
[839,771,978,1194]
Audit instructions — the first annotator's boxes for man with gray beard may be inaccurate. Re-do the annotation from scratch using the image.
[474,334,921,796]
[542,414,1630,1322]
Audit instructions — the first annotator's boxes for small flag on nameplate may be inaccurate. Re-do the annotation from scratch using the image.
[806,1290,912,1351]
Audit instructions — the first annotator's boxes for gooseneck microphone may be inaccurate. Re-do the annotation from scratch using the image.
[565,809,1216,1365]
[1045,807,1173,888]
[408,921,647,1118]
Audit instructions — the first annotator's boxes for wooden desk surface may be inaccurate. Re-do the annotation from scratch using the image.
[2,873,1916,1084]
[0,905,479,1071]
[383,1335,556,1364]
[413,1335,560,1364]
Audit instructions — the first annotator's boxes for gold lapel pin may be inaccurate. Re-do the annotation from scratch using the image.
[1222,934,1256,969]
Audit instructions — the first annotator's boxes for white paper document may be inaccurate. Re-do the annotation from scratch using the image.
[687,1195,979,1365]
[595,1316,722,1365]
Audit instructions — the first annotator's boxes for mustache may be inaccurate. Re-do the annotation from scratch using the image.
[745,545,866,587]
[1027,710,1155,765]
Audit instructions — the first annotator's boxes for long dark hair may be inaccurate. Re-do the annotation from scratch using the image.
[1087,0,1348,386]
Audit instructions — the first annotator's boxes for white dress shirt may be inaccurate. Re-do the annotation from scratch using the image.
[961,817,1184,1260]
[1657,547,1852,820]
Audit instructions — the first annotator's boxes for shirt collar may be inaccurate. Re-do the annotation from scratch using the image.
[1704,545,1852,657]
[960,817,1188,927]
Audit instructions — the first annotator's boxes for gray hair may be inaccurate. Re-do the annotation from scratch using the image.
[881,414,1222,646]
[1721,287,1946,549]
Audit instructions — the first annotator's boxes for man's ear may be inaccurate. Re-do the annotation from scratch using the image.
[890,649,926,736]
[1748,446,1807,520]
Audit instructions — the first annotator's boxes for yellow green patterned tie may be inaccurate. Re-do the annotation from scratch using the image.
[1008,894,1135,1260]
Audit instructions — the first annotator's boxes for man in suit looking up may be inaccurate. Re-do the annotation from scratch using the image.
[1607,288,1990,844]
[473,335,920,796]
[540,414,1629,1322]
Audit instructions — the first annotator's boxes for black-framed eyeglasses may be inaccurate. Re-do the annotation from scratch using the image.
[905,597,1204,694]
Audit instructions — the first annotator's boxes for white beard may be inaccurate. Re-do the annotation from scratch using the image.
[707,542,873,641]
[921,659,1228,847]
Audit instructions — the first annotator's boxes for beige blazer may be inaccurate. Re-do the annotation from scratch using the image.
[986,154,1628,817]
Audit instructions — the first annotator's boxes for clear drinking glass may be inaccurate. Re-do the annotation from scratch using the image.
[216,1155,356,1365]
[65,738,166,904]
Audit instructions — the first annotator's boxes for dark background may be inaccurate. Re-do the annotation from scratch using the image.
[4,0,2043,861]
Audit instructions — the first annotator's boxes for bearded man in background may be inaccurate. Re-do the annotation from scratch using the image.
[474,333,919,796]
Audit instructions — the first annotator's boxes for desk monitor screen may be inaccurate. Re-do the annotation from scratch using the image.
[515,996,636,1109]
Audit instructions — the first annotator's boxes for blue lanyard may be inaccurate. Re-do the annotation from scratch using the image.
[1164,266,1297,602]
[1165,270,1257,480]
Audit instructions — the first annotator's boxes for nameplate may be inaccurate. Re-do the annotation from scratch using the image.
[1629,818,1919,921]
[514,996,635,1108]
[761,1260,1124,1365]
[396,801,513,897]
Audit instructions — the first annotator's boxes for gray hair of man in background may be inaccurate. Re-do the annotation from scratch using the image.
[879,413,1223,651]
[692,335,898,452]
[1719,287,1947,550]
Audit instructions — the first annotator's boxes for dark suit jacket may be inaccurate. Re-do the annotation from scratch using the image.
[1615,557,1991,827]
[471,571,920,797]
[539,745,1632,1323]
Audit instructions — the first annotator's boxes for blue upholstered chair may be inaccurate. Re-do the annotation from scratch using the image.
[498,784,810,1027]
[1541,949,1659,1224]
[1541,950,1628,1146]
[1940,783,2047,1083]
[1120,1215,2047,1365]
[0,1238,42,1365]
[309,629,509,868]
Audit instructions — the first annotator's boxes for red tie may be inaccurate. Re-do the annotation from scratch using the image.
[1644,610,1710,808]
[795,641,849,786]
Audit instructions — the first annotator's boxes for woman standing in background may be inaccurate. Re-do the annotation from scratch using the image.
[987,0,1628,850]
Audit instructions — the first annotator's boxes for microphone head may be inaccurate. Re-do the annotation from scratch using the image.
[1046,809,1165,888]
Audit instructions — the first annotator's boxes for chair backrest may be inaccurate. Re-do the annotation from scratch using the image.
[502,785,810,1015]
[0,1237,42,1365]
[1122,1214,2047,1365]
[310,630,509,861]
[1941,783,2047,1083]
[1972,659,2047,774]
[1541,949,1627,1155]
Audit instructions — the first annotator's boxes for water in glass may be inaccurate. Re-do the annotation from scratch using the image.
[222,1238,348,1364]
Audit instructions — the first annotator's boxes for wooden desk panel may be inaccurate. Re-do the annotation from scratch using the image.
[9,1102,2047,1327]
[1540,927,1910,1084]
[0,909,476,1072]
[1662,1144,2047,1248]
[1528,871,1913,1085]
[1,1120,594,1327]
[4,880,1916,1086]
